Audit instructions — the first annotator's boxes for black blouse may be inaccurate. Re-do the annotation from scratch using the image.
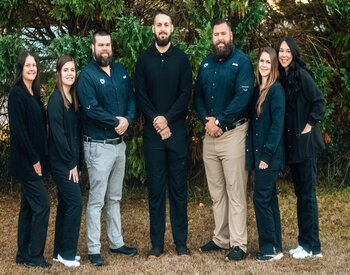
[8,82,48,180]
[47,90,81,174]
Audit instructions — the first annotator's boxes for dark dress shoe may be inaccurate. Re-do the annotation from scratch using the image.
[147,247,164,258]
[110,245,138,256]
[176,246,191,256]
[88,254,105,266]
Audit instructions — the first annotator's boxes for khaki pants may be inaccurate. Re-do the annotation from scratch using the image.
[203,122,248,251]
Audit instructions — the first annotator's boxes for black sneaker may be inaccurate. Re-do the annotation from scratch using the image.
[176,246,191,256]
[199,240,224,253]
[110,245,138,256]
[147,247,164,259]
[256,252,284,262]
[88,253,105,266]
[225,246,247,261]
[25,259,51,268]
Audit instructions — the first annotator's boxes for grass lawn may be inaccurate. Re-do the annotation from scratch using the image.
[0,180,349,274]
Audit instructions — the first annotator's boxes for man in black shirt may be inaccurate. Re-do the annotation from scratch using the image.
[135,9,192,258]
[77,30,137,266]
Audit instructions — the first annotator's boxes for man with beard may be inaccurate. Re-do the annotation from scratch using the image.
[77,30,137,266]
[135,9,192,258]
[194,19,254,261]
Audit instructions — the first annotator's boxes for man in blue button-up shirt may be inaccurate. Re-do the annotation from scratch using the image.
[195,19,254,262]
[77,30,137,266]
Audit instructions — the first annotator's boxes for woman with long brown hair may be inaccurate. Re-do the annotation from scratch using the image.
[47,56,82,267]
[247,47,285,261]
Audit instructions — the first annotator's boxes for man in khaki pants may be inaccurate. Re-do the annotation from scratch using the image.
[194,19,254,261]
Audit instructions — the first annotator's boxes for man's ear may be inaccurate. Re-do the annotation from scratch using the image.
[152,25,155,34]
[171,24,174,33]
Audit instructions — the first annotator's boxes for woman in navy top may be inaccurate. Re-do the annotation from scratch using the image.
[8,51,50,268]
[247,47,285,261]
[48,56,82,267]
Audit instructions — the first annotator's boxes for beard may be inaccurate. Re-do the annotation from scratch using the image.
[94,52,113,67]
[212,41,233,60]
[154,32,172,47]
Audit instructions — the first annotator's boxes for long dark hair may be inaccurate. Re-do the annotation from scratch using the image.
[13,50,41,97]
[277,37,310,107]
[55,55,79,111]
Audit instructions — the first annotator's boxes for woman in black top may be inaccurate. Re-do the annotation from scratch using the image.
[8,51,50,268]
[48,56,82,267]
[247,47,285,261]
[278,37,325,259]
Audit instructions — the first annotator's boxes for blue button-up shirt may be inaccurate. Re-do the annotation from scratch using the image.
[77,59,136,140]
[194,47,254,127]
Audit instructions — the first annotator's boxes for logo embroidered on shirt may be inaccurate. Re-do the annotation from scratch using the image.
[123,75,127,79]
[203,63,209,68]
[232,63,238,66]
[100,78,105,85]
[242,85,249,92]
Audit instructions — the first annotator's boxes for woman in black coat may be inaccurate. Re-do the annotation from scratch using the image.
[47,56,82,268]
[8,51,50,268]
[247,47,285,261]
[278,37,325,259]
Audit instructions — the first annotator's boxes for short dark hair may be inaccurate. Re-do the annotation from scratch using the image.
[153,9,172,24]
[92,29,111,44]
[213,19,231,30]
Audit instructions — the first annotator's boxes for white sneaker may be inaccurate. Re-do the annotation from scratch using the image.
[57,254,80,267]
[311,252,324,258]
[53,255,81,262]
[289,245,303,255]
[292,248,312,259]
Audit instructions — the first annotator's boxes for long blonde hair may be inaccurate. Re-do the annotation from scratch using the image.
[256,47,279,116]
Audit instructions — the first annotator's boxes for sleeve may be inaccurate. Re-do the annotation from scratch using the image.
[164,54,192,123]
[122,67,137,124]
[8,89,40,165]
[47,93,76,170]
[300,71,325,126]
[194,64,209,124]
[216,59,255,125]
[77,71,119,129]
[134,56,158,121]
[260,85,286,165]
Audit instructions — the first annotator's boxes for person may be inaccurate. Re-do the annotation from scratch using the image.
[134,9,192,258]
[194,19,254,261]
[48,56,82,267]
[8,51,51,268]
[77,30,137,266]
[246,47,285,261]
[278,36,325,259]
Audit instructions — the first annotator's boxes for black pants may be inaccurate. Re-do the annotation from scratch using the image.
[253,169,282,255]
[144,134,188,249]
[52,172,83,260]
[290,157,321,254]
[16,179,50,264]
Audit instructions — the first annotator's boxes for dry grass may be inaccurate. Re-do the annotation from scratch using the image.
[0,181,349,275]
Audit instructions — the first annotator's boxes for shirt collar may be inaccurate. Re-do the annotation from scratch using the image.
[151,43,174,56]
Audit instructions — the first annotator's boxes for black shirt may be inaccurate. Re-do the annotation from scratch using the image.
[134,43,192,136]
[8,82,48,180]
[48,90,81,174]
[77,59,136,140]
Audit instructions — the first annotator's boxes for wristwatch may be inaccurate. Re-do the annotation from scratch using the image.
[215,119,220,126]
